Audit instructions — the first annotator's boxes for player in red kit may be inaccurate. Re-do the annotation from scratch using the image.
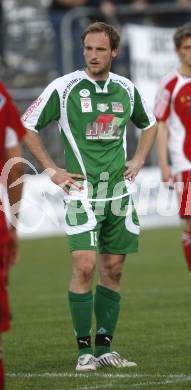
[155,25,191,275]
[0,81,26,389]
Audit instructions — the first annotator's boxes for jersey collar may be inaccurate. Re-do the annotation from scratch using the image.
[82,70,110,93]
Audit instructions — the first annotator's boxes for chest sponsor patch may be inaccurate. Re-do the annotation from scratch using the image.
[81,98,92,113]
[0,94,6,110]
[97,103,109,113]
[112,102,124,113]
[86,114,123,140]
[79,89,90,97]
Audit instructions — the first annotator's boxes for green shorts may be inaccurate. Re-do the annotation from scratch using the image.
[63,195,140,254]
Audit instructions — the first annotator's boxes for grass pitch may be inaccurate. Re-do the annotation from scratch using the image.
[4,227,191,390]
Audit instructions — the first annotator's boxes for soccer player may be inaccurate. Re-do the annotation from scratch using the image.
[23,22,157,371]
[0,81,26,389]
[155,25,191,275]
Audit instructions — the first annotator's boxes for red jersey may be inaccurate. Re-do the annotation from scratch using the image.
[0,81,26,173]
[0,82,26,241]
[154,71,191,175]
[0,83,26,335]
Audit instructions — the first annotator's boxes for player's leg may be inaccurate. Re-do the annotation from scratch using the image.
[175,171,191,274]
[67,229,98,370]
[68,250,97,370]
[182,217,191,274]
[0,247,10,390]
[69,248,96,356]
[0,210,12,386]
[94,196,139,367]
[64,199,101,370]
[0,334,4,390]
[95,253,125,353]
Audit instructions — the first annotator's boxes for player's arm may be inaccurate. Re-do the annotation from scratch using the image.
[125,85,157,180]
[124,123,157,181]
[23,81,85,193]
[24,129,85,193]
[5,144,24,265]
[154,78,174,185]
[3,88,27,266]
[156,121,172,184]
[6,144,23,224]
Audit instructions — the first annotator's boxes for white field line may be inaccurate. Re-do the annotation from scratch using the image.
[7,373,191,380]
[6,373,166,379]
[75,377,191,390]
[7,373,191,390]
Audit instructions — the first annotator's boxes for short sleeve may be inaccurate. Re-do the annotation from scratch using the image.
[154,75,178,121]
[1,83,26,140]
[22,81,61,132]
[131,87,156,130]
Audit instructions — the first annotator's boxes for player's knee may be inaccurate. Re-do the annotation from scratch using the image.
[184,217,191,232]
[0,334,3,358]
[110,268,122,283]
[105,262,122,283]
[74,260,95,283]
[81,263,95,282]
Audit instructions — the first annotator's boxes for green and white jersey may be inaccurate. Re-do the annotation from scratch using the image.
[23,70,156,200]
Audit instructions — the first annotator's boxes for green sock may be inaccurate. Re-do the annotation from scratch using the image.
[68,290,93,356]
[94,284,121,357]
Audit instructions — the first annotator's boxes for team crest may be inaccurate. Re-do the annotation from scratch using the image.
[79,89,90,97]
[112,102,124,113]
[97,103,109,113]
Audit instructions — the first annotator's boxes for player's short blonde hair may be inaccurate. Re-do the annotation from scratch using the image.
[174,25,191,49]
[81,22,120,51]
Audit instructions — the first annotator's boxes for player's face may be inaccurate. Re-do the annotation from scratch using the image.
[177,36,191,69]
[83,32,118,80]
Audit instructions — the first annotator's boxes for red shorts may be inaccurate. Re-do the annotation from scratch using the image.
[0,207,11,333]
[174,171,191,219]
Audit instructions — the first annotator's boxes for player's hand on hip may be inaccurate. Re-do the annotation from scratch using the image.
[124,158,143,181]
[47,167,86,194]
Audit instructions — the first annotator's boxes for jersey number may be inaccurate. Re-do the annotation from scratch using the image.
[90,231,97,246]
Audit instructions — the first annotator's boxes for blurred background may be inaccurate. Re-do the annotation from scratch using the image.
[1,0,191,168]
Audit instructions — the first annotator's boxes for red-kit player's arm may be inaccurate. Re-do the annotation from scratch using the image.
[2,83,26,141]
[154,76,177,185]
[2,83,26,264]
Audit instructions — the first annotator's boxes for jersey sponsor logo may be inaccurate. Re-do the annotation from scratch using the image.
[79,89,90,97]
[0,94,6,110]
[112,102,124,113]
[97,103,109,112]
[81,97,92,112]
[22,96,43,121]
[86,114,123,140]
[62,78,81,108]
